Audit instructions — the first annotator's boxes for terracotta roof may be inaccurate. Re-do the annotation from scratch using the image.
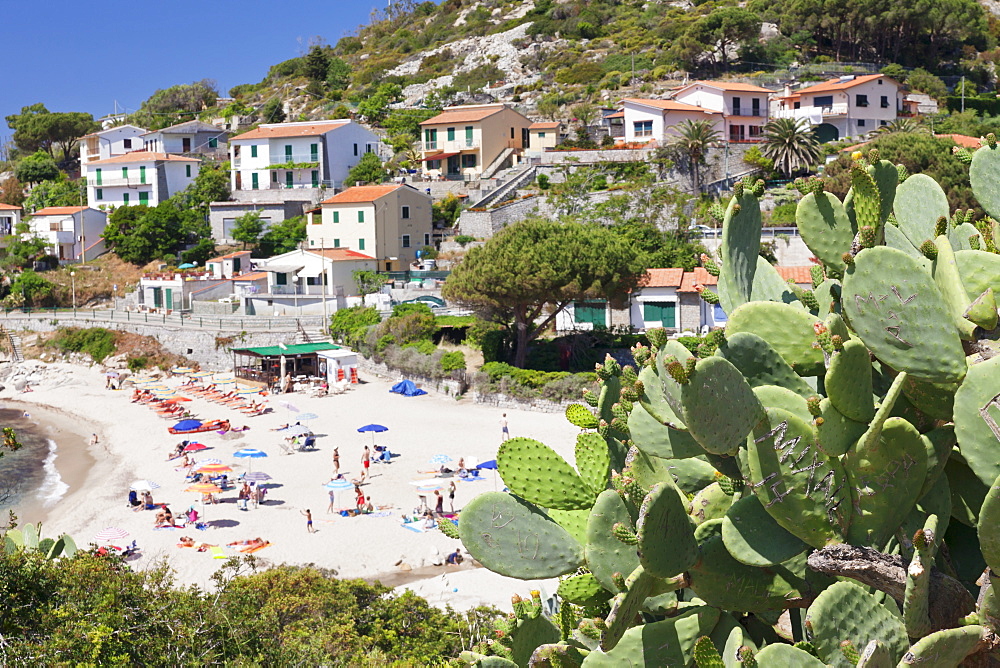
[310,248,377,261]
[419,105,507,125]
[529,122,561,129]
[231,120,350,141]
[0,203,21,211]
[142,120,230,136]
[641,268,685,288]
[797,74,886,94]
[207,251,251,263]
[685,81,774,94]
[89,151,198,165]
[32,206,89,216]
[233,271,269,281]
[320,185,403,204]
[936,133,981,148]
[678,267,717,293]
[623,99,721,115]
[605,111,624,119]
[774,266,814,284]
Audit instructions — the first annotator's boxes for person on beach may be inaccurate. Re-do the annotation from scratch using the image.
[90,433,99,446]
[500,413,509,441]
[433,490,444,516]
[446,548,463,565]
[238,486,249,511]
[327,489,336,514]
[332,447,340,478]
[301,509,315,533]
[141,491,154,509]
[360,446,370,482]
[448,481,456,513]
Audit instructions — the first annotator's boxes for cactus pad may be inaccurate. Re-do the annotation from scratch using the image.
[721,493,808,567]
[844,417,927,547]
[498,437,596,510]
[978,472,1000,574]
[805,581,908,667]
[575,433,611,495]
[718,191,763,314]
[932,235,977,340]
[796,191,854,271]
[585,490,639,592]
[566,404,599,430]
[635,482,699,578]
[726,302,826,376]
[581,605,720,667]
[899,625,985,666]
[557,572,611,606]
[815,397,868,458]
[825,339,876,422]
[953,355,1000,487]
[753,385,813,425]
[893,173,950,248]
[753,644,826,667]
[459,492,584,579]
[955,249,1000,301]
[747,408,850,547]
[716,332,814,397]
[689,482,734,525]
[842,246,966,383]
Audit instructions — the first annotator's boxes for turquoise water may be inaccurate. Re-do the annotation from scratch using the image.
[0,408,65,518]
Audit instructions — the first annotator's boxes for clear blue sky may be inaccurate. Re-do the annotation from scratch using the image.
[1,0,393,140]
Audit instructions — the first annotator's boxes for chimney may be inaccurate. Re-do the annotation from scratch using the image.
[784,84,791,98]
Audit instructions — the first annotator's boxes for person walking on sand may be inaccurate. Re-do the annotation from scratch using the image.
[448,481,457,513]
[301,509,315,533]
[434,489,444,516]
[500,413,510,441]
[360,445,371,482]
[332,447,340,478]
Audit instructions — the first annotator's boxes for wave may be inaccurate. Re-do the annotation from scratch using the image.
[37,438,68,508]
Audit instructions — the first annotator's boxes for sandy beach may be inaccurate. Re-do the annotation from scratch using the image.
[1,362,573,611]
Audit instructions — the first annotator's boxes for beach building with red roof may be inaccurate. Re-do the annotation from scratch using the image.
[418,104,533,179]
[250,248,378,316]
[772,74,905,142]
[26,206,108,263]
[672,81,773,143]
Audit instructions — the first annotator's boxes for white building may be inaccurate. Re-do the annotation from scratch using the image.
[0,203,22,236]
[141,120,230,160]
[205,250,253,279]
[621,99,722,144]
[79,124,148,170]
[672,81,772,143]
[84,151,200,209]
[629,268,685,331]
[772,74,904,142]
[229,120,381,195]
[27,206,108,263]
[249,248,378,316]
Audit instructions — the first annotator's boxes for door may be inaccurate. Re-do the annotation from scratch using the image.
[95,168,102,186]
[814,123,839,143]
[165,288,173,310]
[140,166,147,184]
[182,137,191,152]
[285,171,294,188]
[152,287,162,308]
[447,155,460,175]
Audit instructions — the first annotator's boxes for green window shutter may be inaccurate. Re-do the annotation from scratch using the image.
[310,143,319,161]
[185,164,191,177]
[359,238,365,250]
[447,127,455,141]
[123,193,130,205]
[285,171,293,188]
[251,173,259,190]
[96,188,103,200]
[358,211,365,223]
[333,211,340,223]
[465,126,473,143]
[285,145,293,160]
[643,303,661,323]
[139,166,146,183]
[334,238,340,247]
[311,170,319,187]
[139,192,149,205]
[250,145,258,158]
[276,273,287,285]
[539,132,545,138]
[208,137,218,148]
[643,303,676,327]
[95,168,102,186]
[663,303,676,328]
[122,167,128,179]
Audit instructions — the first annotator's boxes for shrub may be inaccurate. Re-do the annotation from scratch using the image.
[329,306,381,347]
[127,355,150,372]
[768,201,797,226]
[455,235,476,246]
[391,302,434,318]
[381,311,438,345]
[439,350,466,372]
[49,327,116,363]
[403,339,437,355]
[536,174,550,190]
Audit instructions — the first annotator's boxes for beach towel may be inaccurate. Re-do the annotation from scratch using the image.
[240,541,271,554]
[208,546,227,559]
[401,523,424,533]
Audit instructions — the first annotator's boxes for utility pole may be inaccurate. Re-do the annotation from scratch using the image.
[961,76,966,113]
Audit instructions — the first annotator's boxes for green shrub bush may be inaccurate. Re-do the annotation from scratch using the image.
[329,306,381,348]
[455,235,475,246]
[127,355,149,372]
[49,327,116,363]
[439,350,466,371]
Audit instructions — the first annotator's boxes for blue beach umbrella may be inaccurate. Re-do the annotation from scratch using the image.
[357,423,388,446]
[171,419,202,432]
[477,460,498,470]
[428,454,452,466]
[325,477,355,511]
[234,448,268,473]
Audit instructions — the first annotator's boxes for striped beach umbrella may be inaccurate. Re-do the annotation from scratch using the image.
[428,454,452,466]
[235,386,261,395]
[233,448,267,473]
[95,527,129,541]
[129,480,160,492]
[197,463,232,475]
[185,482,222,494]
[190,371,213,378]
[172,367,194,374]
[243,471,272,482]
[194,458,222,466]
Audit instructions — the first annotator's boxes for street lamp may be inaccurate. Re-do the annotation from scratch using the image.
[71,271,76,311]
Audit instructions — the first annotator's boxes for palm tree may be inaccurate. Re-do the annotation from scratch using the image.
[667,120,721,192]
[761,118,823,178]
[875,118,930,136]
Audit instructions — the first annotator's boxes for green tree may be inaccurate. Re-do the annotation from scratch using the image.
[880,63,907,81]
[902,68,948,102]
[304,45,331,83]
[609,219,706,271]
[442,218,645,368]
[761,117,823,177]
[102,202,195,264]
[258,216,307,256]
[260,97,286,124]
[353,269,386,302]
[876,118,931,136]
[9,269,54,306]
[357,83,402,125]
[348,152,388,185]
[178,162,231,211]
[537,97,561,121]
[181,237,216,266]
[0,178,26,208]
[131,80,218,129]
[22,178,83,212]
[1,222,49,270]
[15,151,59,185]
[326,57,352,90]
[231,211,265,249]
[666,120,721,192]
[689,7,761,70]
[5,104,98,160]
[432,193,463,227]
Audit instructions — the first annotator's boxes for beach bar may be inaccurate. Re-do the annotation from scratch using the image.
[232,342,341,388]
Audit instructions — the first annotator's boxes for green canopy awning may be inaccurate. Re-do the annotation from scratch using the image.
[233,343,340,358]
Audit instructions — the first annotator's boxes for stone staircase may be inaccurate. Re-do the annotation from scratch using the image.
[480,146,516,180]
[295,321,330,344]
[472,163,538,210]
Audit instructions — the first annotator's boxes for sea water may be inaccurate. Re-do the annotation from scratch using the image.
[0,408,69,515]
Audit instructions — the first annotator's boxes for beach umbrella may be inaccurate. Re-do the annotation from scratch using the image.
[233,448,267,473]
[325,478,355,511]
[171,419,202,432]
[185,482,223,520]
[182,442,208,452]
[243,471,272,483]
[280,424,312,438]
[278,400,300,412]
[129,480,160,492]
[105,370,120,378]
[190,371,213,378]
[357,424,388,447]
[477,460,498,470]
[197,463,232,475]
[296,412,319,421]
[235,386,261,395]
[164,397,192,403]
[177,263,196,269]
[194,458,223,466]
[95,527,129,541]
[428,454,452,466]
[172,367,194,374]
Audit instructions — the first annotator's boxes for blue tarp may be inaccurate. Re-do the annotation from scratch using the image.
[390,379,427,397]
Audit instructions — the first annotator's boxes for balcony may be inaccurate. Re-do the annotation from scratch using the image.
[88,177,152,187]
[773,103,849,121]
[421,140,479,153]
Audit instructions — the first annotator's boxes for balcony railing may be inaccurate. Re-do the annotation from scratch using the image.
[87,177,152,187]
[232,152,321,169]
[773,103,849,120]
[421,140,479,152]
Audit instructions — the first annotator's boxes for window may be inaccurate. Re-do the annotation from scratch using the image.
[271,171,278,182]
[358,238,365,250]
[285,172,293,188]
[366,144,373,153]
[881,95,889,108]
[140,166,147,183]
[643,302,676,328]
[358,211,365,223]
[510,127,515,139]
[401,206,410,219]
[311,170,319,188]
[633,120,653,137]
[333,211,340,223]
[122,167,129,180]
[447,127,455,141]
[251,173,259,190]
[185,164,191,177]
[461,154,476,168]
[814,95,833,108]
[752,98,761,115]
[96,188,103,200]
[878,79,883,85]
[139,192,149,205]
[334,238,340,247]
[427,160,441,171]
[856,94,869,107]
[123,139,132,149]
[95,168,102,185]
[123,193,130,205]
[250,145,258,158]
[749,126,761,138]
[402,234,411,248]
[880,120,888,126]
[310,239,315,245]
[208,137,218,149]
[276,273,287,286]
[574,301,606,325]
[423,233,430,245]
[284,145,292,160]
[858,119,866,127]
[353,143,358,156]
[310,143,318,161]
[793,101,801,110]
[733,96,742,115]
[538,132,546,138]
